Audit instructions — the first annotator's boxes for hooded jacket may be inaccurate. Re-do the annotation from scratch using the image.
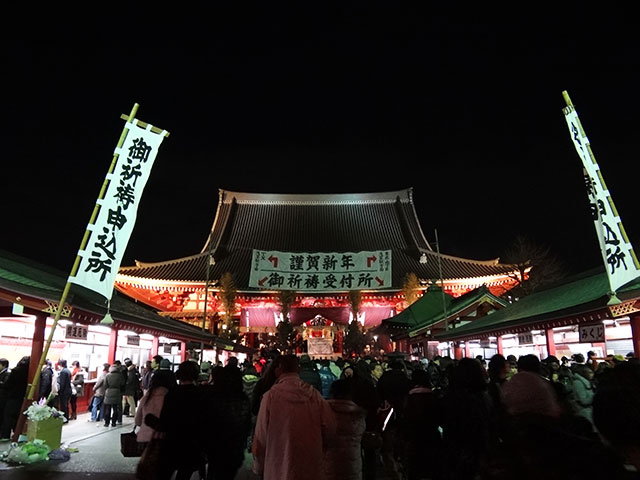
[104,365,125,405]
[252,372,337,480]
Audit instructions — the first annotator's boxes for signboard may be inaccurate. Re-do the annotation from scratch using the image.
[126,335,140,346]
[65,324,88,341]
[579,323,606,343]
[517,332,533,345]
[249,249,392,292]
[163,344,172,354]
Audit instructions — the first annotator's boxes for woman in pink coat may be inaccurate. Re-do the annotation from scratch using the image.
[135,369,176,446]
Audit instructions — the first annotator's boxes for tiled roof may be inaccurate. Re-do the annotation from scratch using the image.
[119,188,517,290]
[436,267,640,341]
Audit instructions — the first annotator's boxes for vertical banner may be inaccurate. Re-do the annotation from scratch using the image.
[69,119,167,299]
[562,93,640,293]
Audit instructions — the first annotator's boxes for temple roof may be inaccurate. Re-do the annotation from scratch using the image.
[118,188,518,291]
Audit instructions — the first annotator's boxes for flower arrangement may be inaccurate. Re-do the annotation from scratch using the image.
[24,399,66,422]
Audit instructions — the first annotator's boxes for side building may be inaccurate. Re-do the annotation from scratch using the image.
[115,188,521,356]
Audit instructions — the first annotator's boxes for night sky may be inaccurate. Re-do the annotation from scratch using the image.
[2,9,639,278]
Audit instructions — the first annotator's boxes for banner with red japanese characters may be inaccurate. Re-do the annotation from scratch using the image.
[249,249,392,292]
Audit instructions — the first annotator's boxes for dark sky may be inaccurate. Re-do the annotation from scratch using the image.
[2,8,639,278]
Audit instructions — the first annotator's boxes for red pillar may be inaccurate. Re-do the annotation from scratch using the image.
[151,335,159,360]
[464,342,471,358]
[108,328,118,364]
[453,342,463,360]
[28,313,47,389]
[630,314,640,358]
[496,336,503,355]
[180,341,187,362]
[545,328,556,357]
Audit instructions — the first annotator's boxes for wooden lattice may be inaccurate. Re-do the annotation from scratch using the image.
[608,300,640,318]
[42,300,72,317]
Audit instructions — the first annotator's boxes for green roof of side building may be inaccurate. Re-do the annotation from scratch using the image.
[436,267,640,341]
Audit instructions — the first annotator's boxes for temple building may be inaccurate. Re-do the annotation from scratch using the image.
[115,188,521,355]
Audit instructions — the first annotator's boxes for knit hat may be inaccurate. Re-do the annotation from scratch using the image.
[159,359,171,370]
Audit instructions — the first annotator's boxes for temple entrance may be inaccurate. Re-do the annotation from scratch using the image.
[301,315,342,358]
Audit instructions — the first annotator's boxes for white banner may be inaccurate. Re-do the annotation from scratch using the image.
[563,106,640,292]
[249,249,392,291]
[69,119,167,299]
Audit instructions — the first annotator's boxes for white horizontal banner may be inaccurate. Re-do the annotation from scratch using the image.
[249,249,392,291]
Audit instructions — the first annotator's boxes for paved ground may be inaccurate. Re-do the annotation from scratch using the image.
[0,411,260,479]
[0,412,395,479]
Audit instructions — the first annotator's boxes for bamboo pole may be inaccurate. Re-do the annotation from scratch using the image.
[12,104,139,441]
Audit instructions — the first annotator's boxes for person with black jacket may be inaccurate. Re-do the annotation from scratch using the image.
[299,354,322,392]
[0,356,29,440]
[39,360,53,402]
[57,359,73,423]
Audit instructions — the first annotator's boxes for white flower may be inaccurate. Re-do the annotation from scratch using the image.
[23,400,65,422]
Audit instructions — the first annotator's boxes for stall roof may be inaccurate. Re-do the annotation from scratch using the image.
[0,249,220,344]
[436,267,640,341]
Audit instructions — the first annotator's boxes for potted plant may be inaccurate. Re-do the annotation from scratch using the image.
[24,399,65,449]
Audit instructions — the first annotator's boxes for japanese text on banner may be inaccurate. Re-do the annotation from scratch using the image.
[68,121,166,299]
[249,249,392,292]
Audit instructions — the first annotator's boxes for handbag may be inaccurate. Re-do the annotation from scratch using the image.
[135,437,164,480]
[121,426,145,457]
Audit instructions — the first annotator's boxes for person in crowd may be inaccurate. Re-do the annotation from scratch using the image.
[323,378,366,480]
[38,359,53,402]
[348,356,382,480]
[241,364,259,402]
[376,359,411,480]
[593,361,640,473]
[318,359,338,399]
[0,359,9,438]
[439,357,492,480]
[586,350,599,372]
[141,360,154,395]
[120,359,132,417]
[70,361,86,420]
[0,356,29,440]
[123,362,140,418]
[399,368,442,480]
[56,359,73,422]
[202,365,252,480]
[224,356,243,393]
[135,365,174,450]
[150,360,205,480]
[298,354,323,392]
[89,363,110,422]
[572,352,586,365]
[252,354,336,480]
[487,354,508,409]
[251,355,281,416]
[572,363,595,425]
[501,354,562,418]
[103,363,125,427]
[198,361,212,385]
[369,361,384,387]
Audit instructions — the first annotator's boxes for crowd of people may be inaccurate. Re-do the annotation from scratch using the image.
[125,349,640,480]
[2,349,640,479]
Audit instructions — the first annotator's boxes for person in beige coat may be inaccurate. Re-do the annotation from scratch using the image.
[252,354,336,480]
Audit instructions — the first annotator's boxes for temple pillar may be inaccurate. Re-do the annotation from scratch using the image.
[28,313,47,388]
[151,335,159,359]
[630,314,640,358]
[108,328,118,364]
[180,341,187,362]
[545,328,556,357]
[496,336,503,355]
[453,342,463,360]
[464,342,471,358]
